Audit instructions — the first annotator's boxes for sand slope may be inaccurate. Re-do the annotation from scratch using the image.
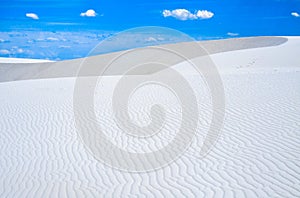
[0,37,300,197]
[0,36,287,82]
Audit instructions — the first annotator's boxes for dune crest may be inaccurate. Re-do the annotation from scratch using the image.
[0,36,287,82]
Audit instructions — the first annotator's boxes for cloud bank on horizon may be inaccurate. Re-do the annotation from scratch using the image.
[0,30,194,60]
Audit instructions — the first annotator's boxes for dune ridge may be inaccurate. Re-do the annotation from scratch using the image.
[0,36,287,83]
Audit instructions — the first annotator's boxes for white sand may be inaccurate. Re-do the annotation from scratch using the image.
[0,36,287,82]
[0,37,299,197]
[0,57,53,63]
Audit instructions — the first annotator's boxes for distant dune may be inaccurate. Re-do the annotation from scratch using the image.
[0,36,299,197]
[0,36,287,82]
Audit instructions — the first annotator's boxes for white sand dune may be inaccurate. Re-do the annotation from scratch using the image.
[0,37,300,197]
[0,36,287,82]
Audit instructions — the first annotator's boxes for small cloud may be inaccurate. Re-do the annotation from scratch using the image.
[0,49,10,55]
[162,9,214,20]
[46,37,59,41]
[145,37,157,42]
[59,45,71,49]
[26,13,39,20]
[27,39,35,43]
[0,39,9,43]
[80,9,97,17]
[196,10,214,19]
[227,32,239,37]
[291,12,300,17]
[163,9,197,20]
[17,48,24,54]
[145,37,165,42]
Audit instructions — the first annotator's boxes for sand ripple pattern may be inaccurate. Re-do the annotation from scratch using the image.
[0,70,300,197]
[73,27,225,172]
[1,36,300,197]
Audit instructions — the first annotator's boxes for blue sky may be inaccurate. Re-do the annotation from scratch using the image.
[0,0,300,60]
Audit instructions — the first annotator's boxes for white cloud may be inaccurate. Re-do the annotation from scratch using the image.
[0,49,10,55]
[196,10,214,19]
[227,32,239,36]
[0,39,9,43]
[162,9,214,20]
[162,10,172,17]
[59,45,71,49]
[46,37,59,41]
[17,48,24,54]
[145,37,157,42]
[163,9,196,20]
[145,36,166,42]
[80,9,97,17]
[26,13,39,20]
[291,12,300,17]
